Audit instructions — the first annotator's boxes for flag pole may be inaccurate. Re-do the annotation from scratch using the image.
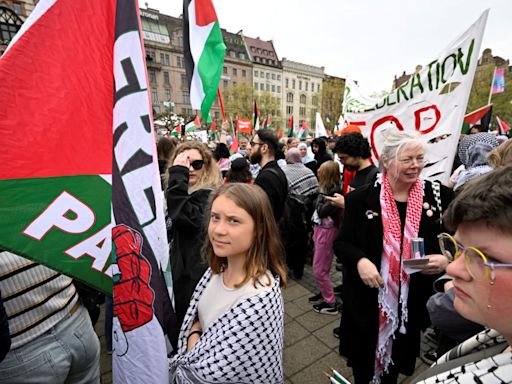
[217,87,227,122]
[488,66,496,105]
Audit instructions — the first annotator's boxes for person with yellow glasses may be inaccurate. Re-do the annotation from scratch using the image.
[414,165,512,383]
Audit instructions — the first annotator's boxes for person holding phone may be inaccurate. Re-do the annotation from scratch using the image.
[334,130,453,384]
[166,141,222,335]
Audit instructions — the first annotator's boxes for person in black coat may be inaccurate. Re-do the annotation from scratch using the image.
[311,137,333,170]
[166,141,221,336]
[334,130,453,384]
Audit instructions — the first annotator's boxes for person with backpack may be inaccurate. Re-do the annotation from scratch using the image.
[309,161,343,315]
[282,148,319,279]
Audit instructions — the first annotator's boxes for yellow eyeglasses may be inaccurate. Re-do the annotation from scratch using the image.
[438,232,512,281]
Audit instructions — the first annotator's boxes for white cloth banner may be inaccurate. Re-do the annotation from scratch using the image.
[342,10,488,184]
[315,112,327,138]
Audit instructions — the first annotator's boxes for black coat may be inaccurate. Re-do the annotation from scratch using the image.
[254,160,288,222]
[334,180,453,380]
[166,166,212,332]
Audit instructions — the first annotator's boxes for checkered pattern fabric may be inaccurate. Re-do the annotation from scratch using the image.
[169,269,284,383]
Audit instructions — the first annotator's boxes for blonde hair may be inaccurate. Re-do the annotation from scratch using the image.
[487,140,512,169]
[317,160,340,193]
[202,183,288,288]
[166,141,221,192]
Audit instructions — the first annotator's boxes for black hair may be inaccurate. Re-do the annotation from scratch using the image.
[225,158,252,183]
[334,132,372,159]
[256,129,279,156]
[213,142,230,160]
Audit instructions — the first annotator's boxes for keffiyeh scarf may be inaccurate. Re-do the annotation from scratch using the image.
[169,269,284,383]
[374,173,424,383]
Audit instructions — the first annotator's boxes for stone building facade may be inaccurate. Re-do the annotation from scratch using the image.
[0,0,37,55]
[281,58,324,129]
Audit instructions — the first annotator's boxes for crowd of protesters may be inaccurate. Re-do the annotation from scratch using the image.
[1,123,512,384]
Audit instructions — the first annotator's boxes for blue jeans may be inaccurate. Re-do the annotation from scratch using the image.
[0,304,100,384]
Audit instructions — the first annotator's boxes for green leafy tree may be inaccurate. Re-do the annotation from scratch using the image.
[321,76,345,130]
[223,82,253,119]
[256,91,282,130]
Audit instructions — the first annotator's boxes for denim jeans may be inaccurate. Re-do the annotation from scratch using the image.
[0,304,101,384]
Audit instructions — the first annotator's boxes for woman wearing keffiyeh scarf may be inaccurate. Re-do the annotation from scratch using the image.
[334,130,453,384]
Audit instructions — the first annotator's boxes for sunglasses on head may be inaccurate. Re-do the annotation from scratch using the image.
[190,160,205,170]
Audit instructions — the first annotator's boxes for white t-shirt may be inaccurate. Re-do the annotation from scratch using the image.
[198,271,274,332]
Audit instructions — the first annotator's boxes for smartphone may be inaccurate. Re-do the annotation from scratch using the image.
[319,192,333,197]
[403,258,429,267]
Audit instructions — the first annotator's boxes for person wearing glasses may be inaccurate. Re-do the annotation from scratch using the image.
[247,129,288,222]
[334,129,453,384]
[413,165,512,383]
[166,141,222,336]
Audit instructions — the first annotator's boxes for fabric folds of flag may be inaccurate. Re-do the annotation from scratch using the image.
[461,104,493,133]
[252,101,260,132]
[315,112,327,137]
[496,116,511,135]
[288,115,294,137]
[491,67,505,94]
[1,1,178,383]
[185,115,201,132]
[183,0,226,122]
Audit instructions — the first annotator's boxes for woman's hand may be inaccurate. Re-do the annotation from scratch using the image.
[357,258,384,288]
[187,320,202,352]
[325,193,345,208]
[419,254,449,275]
[173,152,190,168]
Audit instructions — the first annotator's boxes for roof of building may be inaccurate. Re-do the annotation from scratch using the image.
[243,35,281,68]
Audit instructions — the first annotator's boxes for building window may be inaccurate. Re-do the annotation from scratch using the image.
[164,54,170,66]
[286,106,293,114]
[266,73,270,79]
[149,70,157,83]
[223,66,227,74]
[182,90,190,104]
[299,81,302,90]
[254,71,258,78]
[287,93,293,103]
[242,70,246,77]
[229,50,236,57]
[181,74,187,86]
[266,84,270,91]
[272,73,276,80]
[312,95,318,106]
[317,83,320,92]
[292,79,296,89]
[300,94,306,104]
[271,85,275,92]
[0,7,23,45]
[239,52,246,59]
[164,71,170,85]
[285,78,289,88]
[254,82,258,89]
[300,107,306,117]
[160,53,165,64]
[165,88,171,100]
[151,88,158,102]
[260,71,264,77]
[177,56,184,68]
[305,82,308,91]
[147,50,156,61]
[13,3,22,15]
[255,57,260,62]
[262,58,266,64]
[260,83,264,91]
[232,68,237,76]
[277,75,281,81]
[223,80,228,88]
[277,86,281,93]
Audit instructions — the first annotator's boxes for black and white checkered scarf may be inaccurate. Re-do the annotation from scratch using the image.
[169,269,284,383]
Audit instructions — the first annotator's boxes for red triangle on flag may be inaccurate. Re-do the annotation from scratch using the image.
[464,104,492,125]
[193,0,219,26]
[497,116,511,134]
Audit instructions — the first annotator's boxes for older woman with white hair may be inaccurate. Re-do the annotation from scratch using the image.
[334,130,454,384]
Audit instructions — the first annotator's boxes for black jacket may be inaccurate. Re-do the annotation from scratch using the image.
[255,160,288,222]
[334,180,453,379]
[166,166,212,332]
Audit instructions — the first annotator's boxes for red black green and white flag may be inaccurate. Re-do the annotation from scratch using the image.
[462,104,493,133]
[496,116,511,135]
[183,0,226,122]
[0,1,176,383]
[252,101,260,132]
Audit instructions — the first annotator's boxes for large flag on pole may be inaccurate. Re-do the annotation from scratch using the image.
[461,104,493,133]
[183,0,226,122]
[252,101,260,132]
[288,115,294,137]
[342,11,488,185]
[315,112,327,138]
[0,1,176,383]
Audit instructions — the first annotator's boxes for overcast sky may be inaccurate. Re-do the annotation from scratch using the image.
[142,0,511,94]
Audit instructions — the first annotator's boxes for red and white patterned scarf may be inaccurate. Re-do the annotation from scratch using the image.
[374,173,424,383]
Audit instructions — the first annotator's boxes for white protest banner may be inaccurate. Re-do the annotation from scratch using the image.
[342,10,488,184]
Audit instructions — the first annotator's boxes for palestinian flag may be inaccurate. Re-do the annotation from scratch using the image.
[496,116,511,135]
[230,122,239,154]
[462,104,492,133]
[0,1,176,383]
[185,115,201,132]
[263,114,271,129]
[252,101,260,132]
[288,115,294,137]
[209,116,218,141]
[183,0,226,122]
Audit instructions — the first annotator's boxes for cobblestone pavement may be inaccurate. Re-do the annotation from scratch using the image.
[284,262,436,383]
